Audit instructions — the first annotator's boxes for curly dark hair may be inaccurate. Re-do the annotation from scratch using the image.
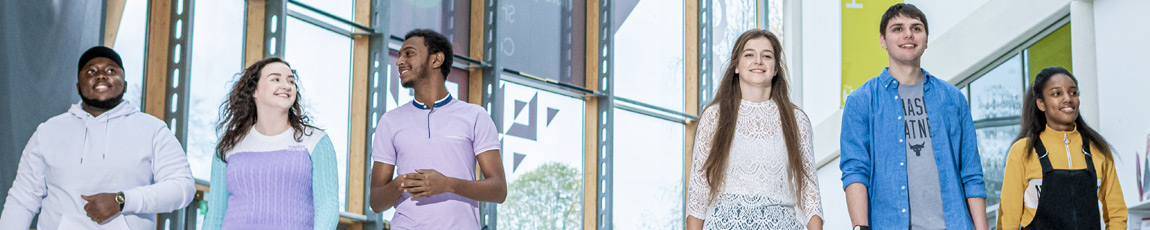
[405,29,454,78]
[216,57,317,162]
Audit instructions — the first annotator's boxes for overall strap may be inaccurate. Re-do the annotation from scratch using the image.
[1080,132,1097,179]
[1035,137,1054,174]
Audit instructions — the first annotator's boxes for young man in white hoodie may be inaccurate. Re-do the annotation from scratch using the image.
[0,46,195,230]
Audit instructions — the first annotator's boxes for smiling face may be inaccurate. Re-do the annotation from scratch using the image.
[252,62,297,112]
[397,36,444,88]
[735,37,778,87]
[880,15,929,65]
[77,57,126,105]
[1036,73,1080,129]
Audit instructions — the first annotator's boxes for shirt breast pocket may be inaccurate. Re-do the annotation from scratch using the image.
[936,100,961,137]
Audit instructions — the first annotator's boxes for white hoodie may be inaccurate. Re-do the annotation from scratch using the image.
[0,101,195,230]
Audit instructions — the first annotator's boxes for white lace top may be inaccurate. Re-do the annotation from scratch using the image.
[687,100,823,226]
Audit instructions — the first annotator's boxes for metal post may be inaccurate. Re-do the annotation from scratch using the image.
[160,0,196,229]
[698,0,712,112]
[480,0,501,229]
[265,0,287,58]
[362,0,390,229]
[596,0,613,229]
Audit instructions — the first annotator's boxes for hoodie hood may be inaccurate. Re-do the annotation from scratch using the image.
[68,100,138,122]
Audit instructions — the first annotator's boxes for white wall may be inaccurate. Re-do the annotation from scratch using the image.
[1094,0,1150,222]
[798,0,841,127]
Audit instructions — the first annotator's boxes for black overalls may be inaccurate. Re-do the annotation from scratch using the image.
[1023,133,1101,230]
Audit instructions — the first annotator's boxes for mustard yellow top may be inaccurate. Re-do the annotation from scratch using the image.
[996,126,1127,229]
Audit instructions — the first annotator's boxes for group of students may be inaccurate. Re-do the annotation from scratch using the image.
[687,3,1127,230]
[0,26,502,229]
[0,2,1127,230]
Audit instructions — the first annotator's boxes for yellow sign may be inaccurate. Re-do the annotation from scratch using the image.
[841,0,903,106]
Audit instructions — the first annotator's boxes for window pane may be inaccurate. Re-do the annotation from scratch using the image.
[285,17,353,211]
[496,0,586,86]
[389,0,470,57]
[292,0,353,20]
[186,0,246,183]
[970,54,1023,120]
[498,80,585,229]
[186,1,246,229]
[612,109,684,229]
[977,125,1020,208]
[614,0,685,112]
[706,0,757,103]
[113,0,147,109]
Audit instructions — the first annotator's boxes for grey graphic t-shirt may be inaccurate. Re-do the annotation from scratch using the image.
[899,79,945,229]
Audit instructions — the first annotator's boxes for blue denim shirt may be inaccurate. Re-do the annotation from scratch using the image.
[840,68,986,229]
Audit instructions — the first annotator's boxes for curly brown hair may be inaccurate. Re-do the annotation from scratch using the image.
[216,57,317,162]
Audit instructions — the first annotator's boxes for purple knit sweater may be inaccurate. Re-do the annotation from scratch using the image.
[221,149,314,230]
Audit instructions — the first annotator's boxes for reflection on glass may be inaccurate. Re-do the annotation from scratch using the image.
[613,109,684,229]
[971,54,1023,120]
[977,125,1020,208]
[614,0,685,112]
[706,0,757,104]
[186,0,245,182]
[285,17,352,211]
[113,0,147,109]
[497,81,585,229]
[389,0,470,56]
[496,0,585,86]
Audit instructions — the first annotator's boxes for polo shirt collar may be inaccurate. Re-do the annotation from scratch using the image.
[412,94,453,110]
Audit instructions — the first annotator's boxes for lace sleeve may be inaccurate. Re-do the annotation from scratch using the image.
[688,105,721,219]
[796,109,824,223]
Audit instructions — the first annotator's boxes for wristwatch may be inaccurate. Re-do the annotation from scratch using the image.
[853,225,870,230]
[115,192,126,211]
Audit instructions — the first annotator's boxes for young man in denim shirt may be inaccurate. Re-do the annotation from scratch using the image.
[840,4,988,230]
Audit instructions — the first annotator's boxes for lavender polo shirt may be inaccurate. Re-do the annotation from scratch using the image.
[371,94,501,230]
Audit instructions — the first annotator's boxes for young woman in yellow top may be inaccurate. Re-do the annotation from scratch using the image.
[996,67,1127,229]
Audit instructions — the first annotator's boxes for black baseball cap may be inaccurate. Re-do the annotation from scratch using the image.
[78,46,124,72]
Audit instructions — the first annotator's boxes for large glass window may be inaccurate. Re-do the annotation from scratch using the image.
[612,109,685,229]
[186,1,245,228]
[113,0,148,109]
[186,0,246,182]
[611,1,688,228]
[706,0,757,101]
[970,54,1024,209]
[970,54,1024,121]
[977,125,1020,209]
[285,16,354,211]
[614,0,686,112]
[497,80,585,229]
[496,0,586,86]
[389,0,470,56]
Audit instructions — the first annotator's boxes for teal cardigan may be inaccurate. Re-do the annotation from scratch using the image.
[201,135,340,230]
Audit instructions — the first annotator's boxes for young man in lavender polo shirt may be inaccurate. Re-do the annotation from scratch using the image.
[369,29,507,229]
